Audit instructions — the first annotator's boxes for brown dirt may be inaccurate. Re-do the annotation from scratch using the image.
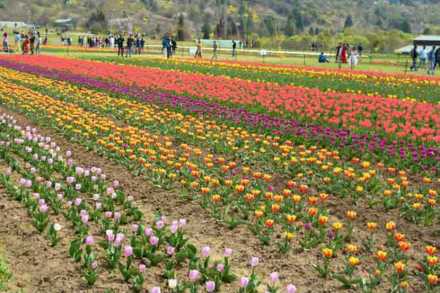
[0,105,437,293]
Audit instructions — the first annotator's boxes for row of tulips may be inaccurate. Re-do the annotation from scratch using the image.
[0,106,439,291]
[0,60,437,174]
[0,113,298,292]
[0,69,436,276]
[0,55,439,146]
[88,55,440,103]
[2,65,439,217]
[0,74,438,236]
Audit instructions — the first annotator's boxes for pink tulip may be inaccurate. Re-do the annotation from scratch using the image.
[189,270,200,282]
[206,281,216,292]
[286,284,297,293]
[240,277,249,288]
[202,246,211,258]
[85,235,94,245]
[250,256,259,267]
[149,235,159,246]
[123,245,133,257]
[224,248,233,257]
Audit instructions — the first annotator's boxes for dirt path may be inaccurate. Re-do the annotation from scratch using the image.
[3,104,435,293]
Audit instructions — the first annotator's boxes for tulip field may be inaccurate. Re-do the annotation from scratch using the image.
[0,54,438,293]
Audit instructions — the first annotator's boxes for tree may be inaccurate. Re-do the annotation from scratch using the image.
[399,19,411,33]
[344,15,353,28]
[176,14,186,41]
[86,10,108,34]
[263,15,275,36]
[201,19,211,39]
[284,13,295,36]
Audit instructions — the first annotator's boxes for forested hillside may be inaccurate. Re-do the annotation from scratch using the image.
[0,0,438,51]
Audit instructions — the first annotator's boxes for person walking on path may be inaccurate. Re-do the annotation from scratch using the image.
[195,39,202,58]
[410,45,418,71]
[232,40,237,58]
[211,40,218,61]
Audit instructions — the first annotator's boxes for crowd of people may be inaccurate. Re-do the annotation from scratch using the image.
[77,33,146,57]
[317,43,363,68]
[410,45,440,75]
[2,30,45,55]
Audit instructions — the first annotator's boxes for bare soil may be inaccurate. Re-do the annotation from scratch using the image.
[0,106,437,293]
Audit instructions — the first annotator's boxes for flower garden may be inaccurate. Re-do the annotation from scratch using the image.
[0,54,438,292]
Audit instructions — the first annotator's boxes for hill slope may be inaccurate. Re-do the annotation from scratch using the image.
[0,0,439,37]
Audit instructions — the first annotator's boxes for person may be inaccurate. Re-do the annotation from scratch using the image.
[419,45,427,66]
[427,46,436,75]
[22,35,30,54]
[357,44,363,56]
[171,38,177,55]
[435,47,440,74]
[335,43,342,63]
[195,39,202,58]
[135,35,141,55]
[341,43,348,64]
[117,34,124,56]
[2,32,8,52]
[211,40,218,61]
[232,40,237,57]
[126,34,134,57]
[318,52,329,63]
[14,31,21,52]
[35,32,41,55]
[349,47,359,69]
[140,37,145,54]
[29,32,35,55]
[410,45,418,71]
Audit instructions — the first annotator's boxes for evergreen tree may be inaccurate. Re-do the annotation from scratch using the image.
[284,12,295,36]
[176,14,186,41]
[399,19,411,33]
[201,19,211,39]
[344,15,353,28]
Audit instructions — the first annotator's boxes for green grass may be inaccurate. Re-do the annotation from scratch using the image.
[0,247,11,292]
[40,45,419,75]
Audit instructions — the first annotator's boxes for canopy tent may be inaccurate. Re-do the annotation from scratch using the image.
[395,35,440,54]
[413,35,440,46]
